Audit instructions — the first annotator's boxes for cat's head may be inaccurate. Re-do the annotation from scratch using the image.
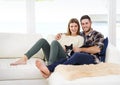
[65,44,73,51]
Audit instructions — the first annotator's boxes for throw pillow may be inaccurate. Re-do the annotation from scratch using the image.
[100,37,108,62]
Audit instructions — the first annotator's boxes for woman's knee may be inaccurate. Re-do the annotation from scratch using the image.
[38,38,48,43]
[51,40,59,46]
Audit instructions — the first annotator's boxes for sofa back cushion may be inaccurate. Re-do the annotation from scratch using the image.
[0,33,44,59]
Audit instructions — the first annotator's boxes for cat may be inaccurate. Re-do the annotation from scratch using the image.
[65,44,74,59]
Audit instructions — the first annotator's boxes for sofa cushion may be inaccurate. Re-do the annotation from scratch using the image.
[0,33,44,59]
[0,58,44,80]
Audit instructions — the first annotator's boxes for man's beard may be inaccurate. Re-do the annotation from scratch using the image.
[85,28,91,33]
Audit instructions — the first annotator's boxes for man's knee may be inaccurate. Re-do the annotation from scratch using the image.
[72,52,88,58]
[72,52,81,56]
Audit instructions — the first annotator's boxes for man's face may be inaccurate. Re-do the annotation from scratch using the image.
[81,19,91,33]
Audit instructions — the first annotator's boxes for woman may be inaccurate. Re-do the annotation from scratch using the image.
[10,18,83,66]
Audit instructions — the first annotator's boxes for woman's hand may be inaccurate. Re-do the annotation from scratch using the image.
[55,33,62,40]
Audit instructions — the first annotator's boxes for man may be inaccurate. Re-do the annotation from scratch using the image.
[56,15,104,64]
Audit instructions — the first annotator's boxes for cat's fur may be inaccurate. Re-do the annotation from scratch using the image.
[65,44,74,59]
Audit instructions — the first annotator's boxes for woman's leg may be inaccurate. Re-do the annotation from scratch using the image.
[10,38,50,65]
[25,38,50,61]
[10,55,28,65]
[48,40,66,65]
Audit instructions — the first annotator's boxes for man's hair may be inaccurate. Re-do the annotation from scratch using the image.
[80,15,91,22]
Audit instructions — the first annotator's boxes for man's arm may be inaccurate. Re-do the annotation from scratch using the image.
[73,45,100,54]
[80,46,100,54]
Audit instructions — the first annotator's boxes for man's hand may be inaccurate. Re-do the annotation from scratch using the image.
[73,46,81,52]
[55,33,62,40]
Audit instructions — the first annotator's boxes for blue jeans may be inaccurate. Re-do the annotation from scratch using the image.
[47,52,96,72]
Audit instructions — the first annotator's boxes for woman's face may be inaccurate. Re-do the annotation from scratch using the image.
[69,22,79,36]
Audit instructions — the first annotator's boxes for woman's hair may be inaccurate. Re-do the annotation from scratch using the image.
[80,15,91,22]
[66,18,80,35]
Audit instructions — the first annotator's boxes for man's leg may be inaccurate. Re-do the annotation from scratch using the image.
[36,58,67,78]
[36,59,51,78]
[63,52,96,65]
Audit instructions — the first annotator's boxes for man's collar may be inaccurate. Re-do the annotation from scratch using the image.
[87,28,93,36]
[82,28,93,36]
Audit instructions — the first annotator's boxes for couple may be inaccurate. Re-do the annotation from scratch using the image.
[10,15,104,78]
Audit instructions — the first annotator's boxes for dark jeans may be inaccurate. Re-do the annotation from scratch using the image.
[47,52,96,72]
[25,38,66,65]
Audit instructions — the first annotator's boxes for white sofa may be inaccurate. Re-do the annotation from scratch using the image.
[0,33,120,85]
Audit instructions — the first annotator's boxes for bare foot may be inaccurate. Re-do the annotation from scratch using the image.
[10,55,28,66]
[36,59,51,78]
